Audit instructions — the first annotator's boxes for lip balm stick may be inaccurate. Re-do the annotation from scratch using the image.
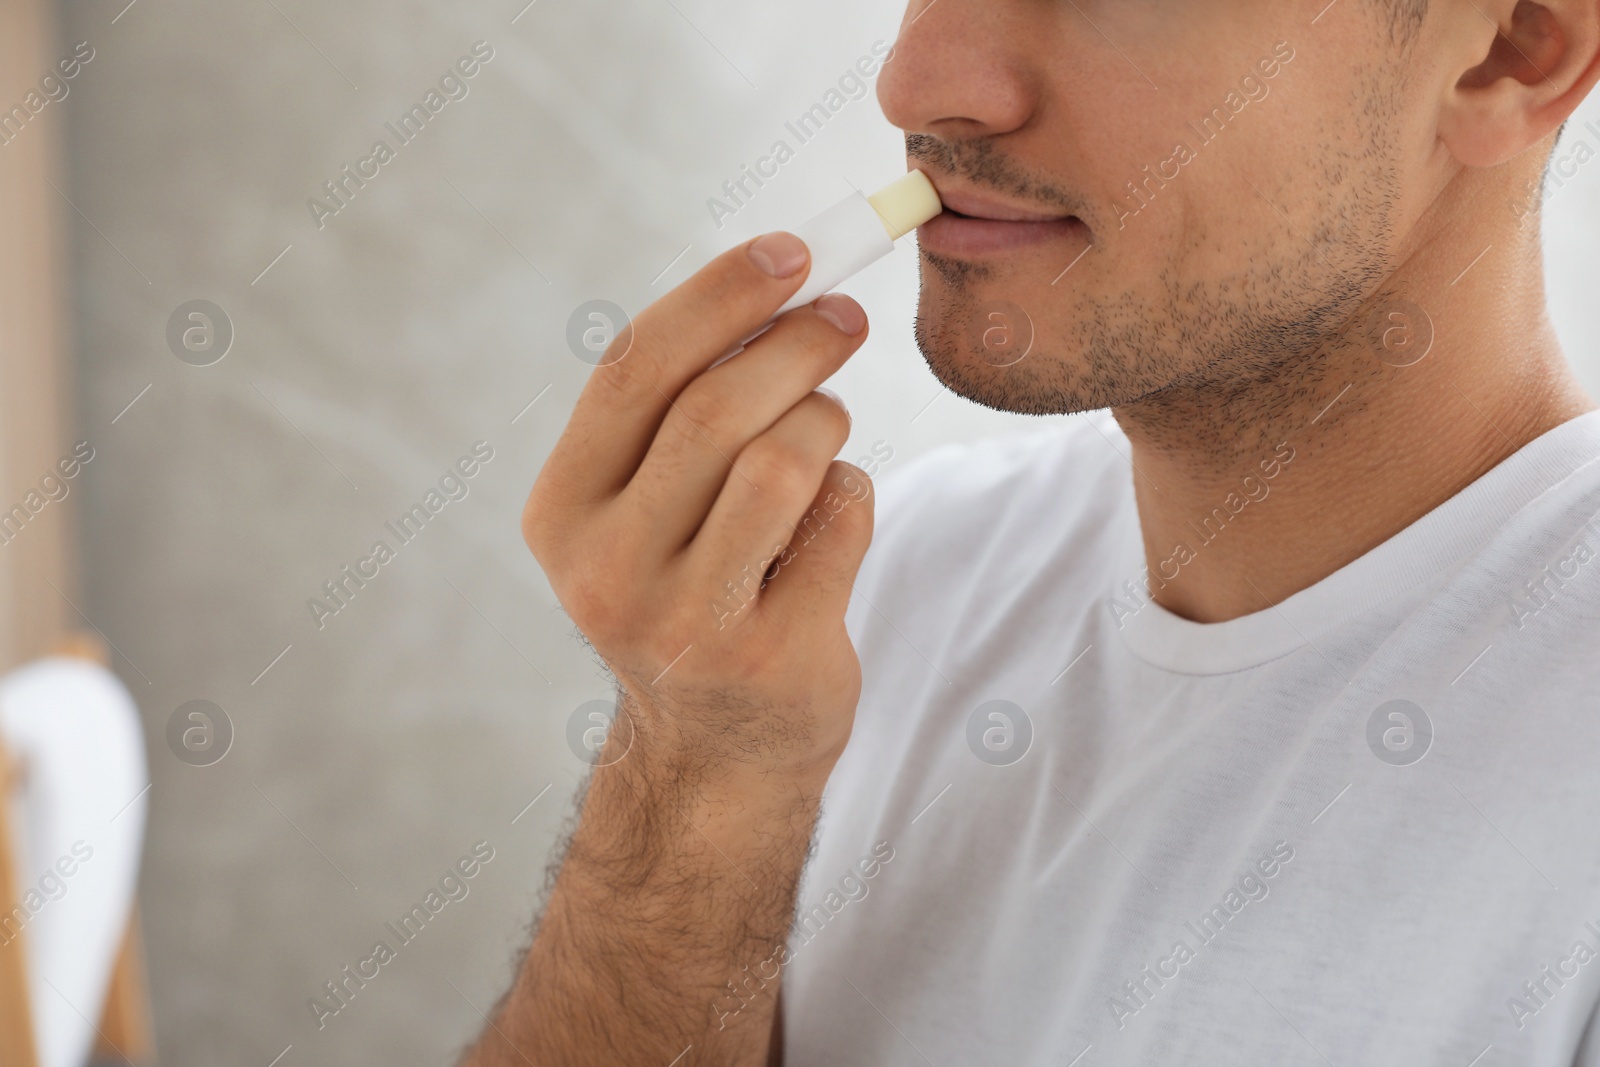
[725,170,943,357]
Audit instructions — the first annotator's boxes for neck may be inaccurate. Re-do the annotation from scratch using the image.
[1112,180,1595,624]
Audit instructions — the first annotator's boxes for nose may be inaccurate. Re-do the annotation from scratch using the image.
[877,0,1037,143]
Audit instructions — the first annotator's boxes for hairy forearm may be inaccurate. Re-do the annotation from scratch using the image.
[463,743,823,1066]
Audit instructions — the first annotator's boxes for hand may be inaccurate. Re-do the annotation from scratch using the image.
[525,231,876,788]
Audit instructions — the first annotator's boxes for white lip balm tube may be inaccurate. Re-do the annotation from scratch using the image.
[729,170,943,353]
[773,169,942,318]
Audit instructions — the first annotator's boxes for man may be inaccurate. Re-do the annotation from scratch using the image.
[466,0,1600,1063]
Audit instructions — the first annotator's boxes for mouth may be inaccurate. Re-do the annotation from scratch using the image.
[917,186,1090,258]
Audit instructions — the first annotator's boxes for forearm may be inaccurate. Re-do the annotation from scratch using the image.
[463,743,823,1066]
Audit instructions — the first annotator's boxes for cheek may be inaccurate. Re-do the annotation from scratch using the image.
[1105,87,1330,291]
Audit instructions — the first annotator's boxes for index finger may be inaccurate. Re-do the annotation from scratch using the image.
[544,232,814,505]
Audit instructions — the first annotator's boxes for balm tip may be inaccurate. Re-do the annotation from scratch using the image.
[867,170,943,241]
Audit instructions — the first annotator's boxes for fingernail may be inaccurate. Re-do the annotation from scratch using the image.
[813,293,867,335]
[748,232,808,278]
[816,386,851,427]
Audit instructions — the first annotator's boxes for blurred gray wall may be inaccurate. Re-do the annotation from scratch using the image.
[50,0,1600,1063]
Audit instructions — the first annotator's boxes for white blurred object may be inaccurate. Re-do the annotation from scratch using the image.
[0,657,147,1067]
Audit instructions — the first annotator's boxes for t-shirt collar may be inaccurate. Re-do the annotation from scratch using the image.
[1109,410,1600,675]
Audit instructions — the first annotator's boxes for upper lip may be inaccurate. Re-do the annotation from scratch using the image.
[932,184,1075,223]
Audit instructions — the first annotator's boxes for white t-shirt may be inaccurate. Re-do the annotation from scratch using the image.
[784,407,1600,1066]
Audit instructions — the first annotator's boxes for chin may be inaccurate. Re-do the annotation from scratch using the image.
[912,278,1166,418]
[912,315,1096,418]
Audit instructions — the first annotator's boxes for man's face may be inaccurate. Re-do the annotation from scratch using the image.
[879,0,1440,418]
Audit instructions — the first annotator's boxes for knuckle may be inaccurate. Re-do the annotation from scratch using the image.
[791,499,836,543]
[528,507,645,645]
[833,465,875,512]
[521,467,586,559]
[521,506,545,557]
[831,490,874,544]
[740,438,820,500]
[559,560,637,645]
[590,339,664,401]
[673,385,741,448]
[521,484,557,557]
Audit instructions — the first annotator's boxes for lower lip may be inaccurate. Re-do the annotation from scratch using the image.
[917,212,1089,258]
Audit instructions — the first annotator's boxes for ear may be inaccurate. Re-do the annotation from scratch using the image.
[1438,0,1600,167]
